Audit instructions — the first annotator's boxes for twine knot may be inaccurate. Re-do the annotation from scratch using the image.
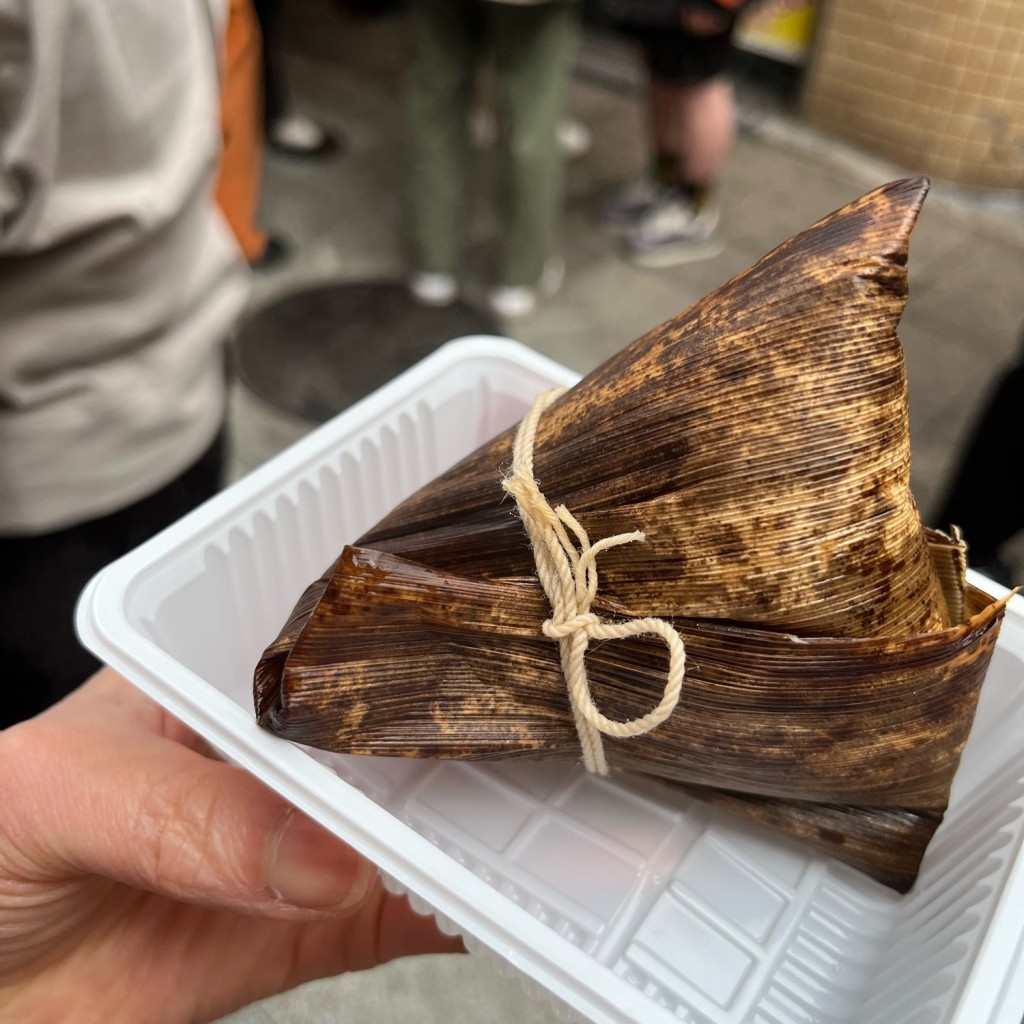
[542,612,601,639]
[501,388,686,775]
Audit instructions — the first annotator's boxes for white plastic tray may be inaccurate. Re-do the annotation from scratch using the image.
[77,337,1024,1024]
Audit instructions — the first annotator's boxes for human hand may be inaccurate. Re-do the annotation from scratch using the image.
[0,668,462,1023]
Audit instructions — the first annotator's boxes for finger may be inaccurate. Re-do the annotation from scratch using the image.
[42,666,211,752]
[278,883,467,988]
[0,677,374,919]
[373,887,469,963]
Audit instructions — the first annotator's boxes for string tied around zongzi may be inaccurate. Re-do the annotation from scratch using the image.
[502,388,687,775]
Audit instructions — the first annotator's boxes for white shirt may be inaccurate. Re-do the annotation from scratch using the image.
[0,0,250,532]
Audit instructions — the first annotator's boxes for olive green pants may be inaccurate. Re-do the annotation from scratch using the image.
[405,0,578,287]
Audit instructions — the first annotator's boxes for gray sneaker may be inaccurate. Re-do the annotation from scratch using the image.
[600,173,669,232]
[623,190,724,268]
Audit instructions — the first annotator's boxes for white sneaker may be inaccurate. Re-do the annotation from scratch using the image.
[623,191,724,269]
[601,173,667,232]
[557,118,592,160]
[488,256,565,319]
[488,285,536,319]
[409,271,458,307]
[268,113,336,157]
[472,113,591,159]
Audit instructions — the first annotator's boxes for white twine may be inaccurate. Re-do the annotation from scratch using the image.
[501,388,686,775]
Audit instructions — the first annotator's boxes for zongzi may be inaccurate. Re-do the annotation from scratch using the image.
[254,178,1015,892]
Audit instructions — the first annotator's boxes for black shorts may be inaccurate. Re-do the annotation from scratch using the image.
[628,21,737,86]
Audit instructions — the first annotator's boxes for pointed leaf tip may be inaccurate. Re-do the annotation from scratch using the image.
[882,176,930,236]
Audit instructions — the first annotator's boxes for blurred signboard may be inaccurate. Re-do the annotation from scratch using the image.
[735,0,819,65]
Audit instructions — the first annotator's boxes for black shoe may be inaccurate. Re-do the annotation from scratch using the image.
[250,235,290,271]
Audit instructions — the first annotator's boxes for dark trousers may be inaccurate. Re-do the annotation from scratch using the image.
[0,433,225,729]
[252,0,285,125]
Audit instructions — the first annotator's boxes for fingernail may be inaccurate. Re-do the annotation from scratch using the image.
[267,810,374,912]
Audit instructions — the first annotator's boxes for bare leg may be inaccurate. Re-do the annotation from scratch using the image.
[648,75,734,187]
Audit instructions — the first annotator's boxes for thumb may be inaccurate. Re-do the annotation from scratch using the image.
[0,674,374,919]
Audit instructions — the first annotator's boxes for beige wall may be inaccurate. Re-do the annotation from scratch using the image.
[801,0,1024,189]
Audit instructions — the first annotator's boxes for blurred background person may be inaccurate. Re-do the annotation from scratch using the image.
[405,0,580,319]
[0,0,250,728]
[254,0,342,157]
[599,0,753,267]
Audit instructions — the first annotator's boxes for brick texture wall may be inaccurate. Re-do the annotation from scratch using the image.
[801,0,1024,189]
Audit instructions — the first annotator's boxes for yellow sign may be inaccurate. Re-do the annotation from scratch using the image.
[736,0,819,65]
